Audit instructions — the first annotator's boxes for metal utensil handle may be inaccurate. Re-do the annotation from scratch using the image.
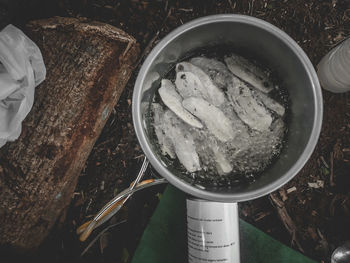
[92,178,167,223]
[122,157,150,204]
[94,157,149,222]
[78,178,168,241]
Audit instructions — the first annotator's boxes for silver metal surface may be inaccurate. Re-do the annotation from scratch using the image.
[93,157,150,228]
[94,157,149,222]
[132,14,323,202]
[331,243,350,263]
[78,178,167,240]
[121,157,149,204]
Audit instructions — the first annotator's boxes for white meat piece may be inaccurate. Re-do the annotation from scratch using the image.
[176,62,225,106]
[224,54,273,93]
[182,97,235,142]
[175,71,209,100]
[270,118,285,138]
[162,110,201,172]
[253,90,285,116]
[152,103,176,159]
[158,79,203,129]
[190,57,234,90]
[213,150,233,175]
[190,57,275,130]
[209,143,233,175]
[227,83,272,131]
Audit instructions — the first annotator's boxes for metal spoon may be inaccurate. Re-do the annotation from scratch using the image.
[78,157,168,241]
[78,177,167,241]
[331,243,350,263]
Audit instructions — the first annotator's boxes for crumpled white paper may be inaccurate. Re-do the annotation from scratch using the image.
[0,24,46,148]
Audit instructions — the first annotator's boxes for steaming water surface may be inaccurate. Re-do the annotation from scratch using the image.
[148,48,290,188]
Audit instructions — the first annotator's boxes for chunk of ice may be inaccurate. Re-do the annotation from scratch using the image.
[162,110,201,172]
[253,89,285,116]
[175,71,209,100]
[210,144,233,175]
[176,62,226,106]
[152,103,176,159]
[224,54,273,93]
[190,57,234,90]
[182,97,235,142]
[191,56,279,126]
[158,79,203,129]
[190,57,246,95]
[227,82,272,131]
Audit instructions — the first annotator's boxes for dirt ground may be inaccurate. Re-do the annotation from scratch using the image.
[1,0,350,263]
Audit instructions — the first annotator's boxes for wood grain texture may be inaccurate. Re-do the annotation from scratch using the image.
[0,17,139,249]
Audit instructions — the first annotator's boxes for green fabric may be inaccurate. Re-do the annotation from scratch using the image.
[132,185,315,263]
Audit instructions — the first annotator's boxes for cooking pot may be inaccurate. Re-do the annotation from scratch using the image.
[132,14,323,203]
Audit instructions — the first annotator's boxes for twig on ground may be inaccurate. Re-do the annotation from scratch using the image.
[320,156,329,168]
[134,154,145,160]
[330,194,350,216]
[269,193,304,253]
[227,0,236,12]
[330,194,339,216]
[308,180,324,189]
[164,0,168,12]
[333,139,343,160]
[279,188,288,202]
[135,31,159,68]
[85,198,93,214]
[135,8,172,68]
[254,211,271,222]
[330,152,335,187]
[95,137,116,149]
[81,220,127,257]
[287,186,297,194]
[317,228,329,253]
[250,0,255,16]
[178,8,193,12]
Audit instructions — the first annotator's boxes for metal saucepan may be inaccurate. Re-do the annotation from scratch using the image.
[132,15,323,261]
[132,14,323,202]
[132,15,323,262]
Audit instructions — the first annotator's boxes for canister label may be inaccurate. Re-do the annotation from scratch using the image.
[186,199,240,263]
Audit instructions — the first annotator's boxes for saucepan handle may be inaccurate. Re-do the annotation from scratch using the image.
[186,199,240,263]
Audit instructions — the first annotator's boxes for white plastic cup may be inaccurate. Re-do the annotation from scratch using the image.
[317,38,350,93]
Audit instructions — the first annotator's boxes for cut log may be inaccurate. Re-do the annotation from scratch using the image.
[0,17,139,250]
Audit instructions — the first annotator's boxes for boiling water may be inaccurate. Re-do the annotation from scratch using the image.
[148,47,290,188]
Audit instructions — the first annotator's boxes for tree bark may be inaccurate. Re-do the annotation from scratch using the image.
[0,17,139,250]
